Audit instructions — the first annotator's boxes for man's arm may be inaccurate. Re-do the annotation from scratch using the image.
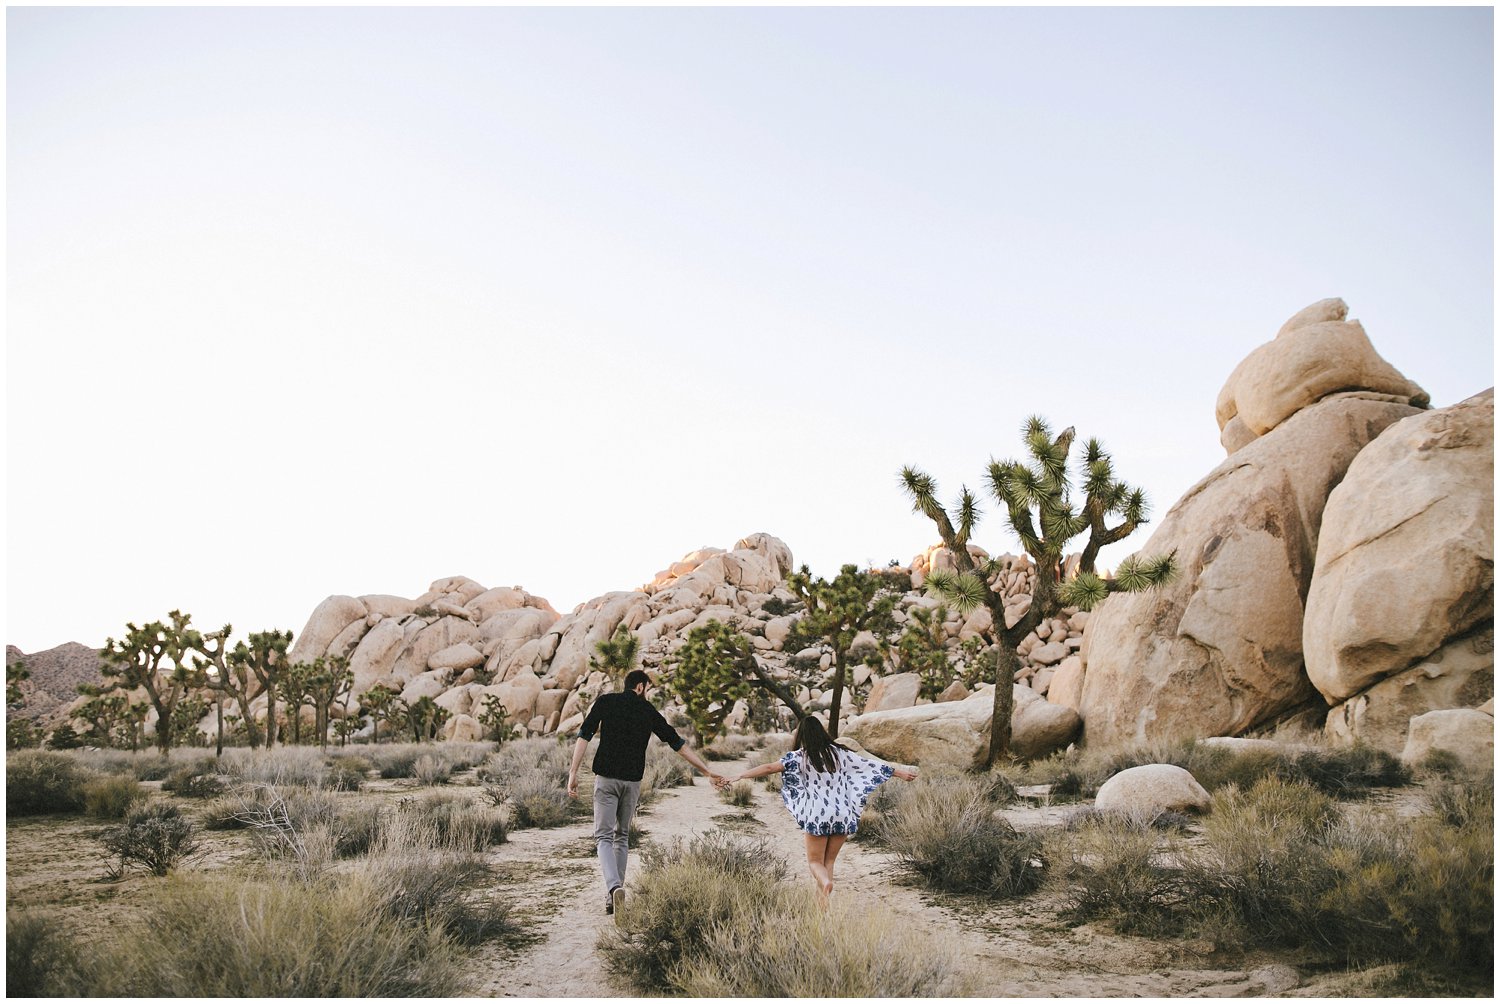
[675,742,728,789]
[566,738,589,799]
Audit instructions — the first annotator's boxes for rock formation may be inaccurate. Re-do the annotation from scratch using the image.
[1077,298,1490,755]
[1305,390,1494,745]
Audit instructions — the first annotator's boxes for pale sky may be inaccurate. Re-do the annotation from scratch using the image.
[6,6,1494,653]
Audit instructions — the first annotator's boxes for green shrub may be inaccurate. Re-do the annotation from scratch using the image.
[1281,745,1412,796]
[83,774,146,818]
[370,745,423,779]
[89,874,464,995]
[1054,819,1195,936]
[877,775,1045,896]
[131,756,178,781]
[1311,794,1493,970]
[162,759,225,798]
[601,832,790,990]
[673,898,971,996]
[6,750,91,814]
[6,911,88,996]
[99,803,200,876]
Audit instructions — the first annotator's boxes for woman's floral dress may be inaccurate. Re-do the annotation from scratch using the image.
[778,747,895,836]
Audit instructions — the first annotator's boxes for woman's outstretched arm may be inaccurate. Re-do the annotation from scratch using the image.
[732,760,785,782]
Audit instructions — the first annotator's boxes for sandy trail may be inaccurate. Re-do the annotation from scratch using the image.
[472,754,1310,997]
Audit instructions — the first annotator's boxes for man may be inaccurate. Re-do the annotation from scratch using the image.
[567,669,726,920]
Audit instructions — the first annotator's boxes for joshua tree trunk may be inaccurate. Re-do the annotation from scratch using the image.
[827,650,847,738]
[214,695,224,757]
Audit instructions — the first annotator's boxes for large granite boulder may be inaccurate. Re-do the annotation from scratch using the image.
[1079,393,1421,747]
[1304,389,1494,704]
[1215,298,1428,453]
[348,617,408,695]
[288,595,368,665]
[1324,627,1493,751]
[864,672,921,713]
[845,685,1079,769]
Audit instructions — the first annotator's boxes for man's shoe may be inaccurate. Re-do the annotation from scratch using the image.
[611,886,625,925]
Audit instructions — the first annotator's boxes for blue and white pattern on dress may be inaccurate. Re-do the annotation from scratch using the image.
[778,747,895,836]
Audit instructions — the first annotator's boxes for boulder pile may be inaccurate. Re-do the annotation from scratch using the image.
[1076,299,1490,761]
[276,534,1092,756]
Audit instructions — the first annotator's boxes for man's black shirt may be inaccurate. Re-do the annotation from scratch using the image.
[577,691,685,782]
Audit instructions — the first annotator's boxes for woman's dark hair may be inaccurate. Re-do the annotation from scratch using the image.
[793,716,849,774]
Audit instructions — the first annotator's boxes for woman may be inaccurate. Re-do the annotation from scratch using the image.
[732,715,917,904]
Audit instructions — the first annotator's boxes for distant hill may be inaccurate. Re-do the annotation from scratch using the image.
[6,642,106,724]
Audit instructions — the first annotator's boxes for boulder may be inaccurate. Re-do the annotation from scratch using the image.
[1095,764,1212,817]
[400,668,451,704]
[845,686,1079,770]
[348,617,409,695]
[1401,709,1494,776]
[864,673,921,713]
[428,642,485,672]
[465,586,529,622]
[444,713,485,743]
[480,669,544,723]
[360,594,418,620]
[1304,389,1493,703]
[535,688,569,723]
[733,533,794,579]
[392,616,481,685]
[548,592,649,692]
[434,684,479,719]
[937,681,970,703]
[1047,656,1085,710]
[289,595,368,665]
[415,575,487,607]
[763,616,795,649]
[1324,627,1493,752]
[1030,641,1068,666]
[1215,298,1428,449]
[327,617,371,660]
[1079,393,1421,747]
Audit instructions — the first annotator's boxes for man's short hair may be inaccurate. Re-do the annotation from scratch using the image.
[623,669,651,692]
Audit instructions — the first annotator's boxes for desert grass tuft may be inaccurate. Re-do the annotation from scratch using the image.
[718,780,755,808]
[82,774,147,819]
[876,774,1045,896]
[6,910,90,996]
[86,874,465,995]
[6,750,92,814]
[672,897,972,996]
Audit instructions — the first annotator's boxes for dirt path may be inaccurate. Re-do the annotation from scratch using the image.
[471,756,1311,997]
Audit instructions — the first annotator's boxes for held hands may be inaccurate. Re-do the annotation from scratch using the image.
[708,772,730,791]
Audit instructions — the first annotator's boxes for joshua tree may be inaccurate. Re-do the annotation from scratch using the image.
[96,611,201,754]
[900,416,1176,766]
[362,684,402,744]
[784,564,900,738]
[186,624,265,753]
[227,630,293,749]
[667,620,807,744]
[893,603,956,702]
[476,693,517,743]
[406,695,449,742]
[590,624,641,692]
[303,655,353,750]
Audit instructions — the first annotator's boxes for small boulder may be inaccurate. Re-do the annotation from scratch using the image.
[1094,764,1211,818]
[1401,709,1494,776]
[864,673,921,713]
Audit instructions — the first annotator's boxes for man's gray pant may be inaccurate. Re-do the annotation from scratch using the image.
[593,775,641,901]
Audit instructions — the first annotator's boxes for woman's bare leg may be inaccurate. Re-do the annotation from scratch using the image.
[803,834,833,904]
[821,835,847,899]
